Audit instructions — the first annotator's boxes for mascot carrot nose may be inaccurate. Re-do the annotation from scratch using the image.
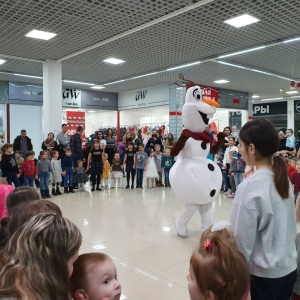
[202,97,220,107]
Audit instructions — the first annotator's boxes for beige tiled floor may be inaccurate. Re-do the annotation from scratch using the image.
[50,183,235,300]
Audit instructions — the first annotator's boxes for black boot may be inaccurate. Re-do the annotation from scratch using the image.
[56,187,62,195]
[52,188,57,196]
[45,190,51,198]
[40,190,47,199]
[69,186,75,193]
[96,185,101,191]
[91,185,95,192]
[64,187,69,194]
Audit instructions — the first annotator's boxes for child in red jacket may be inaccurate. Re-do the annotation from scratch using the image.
[20,151,38,187]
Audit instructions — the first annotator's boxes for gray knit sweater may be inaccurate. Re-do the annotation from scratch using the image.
[37,158,54,175]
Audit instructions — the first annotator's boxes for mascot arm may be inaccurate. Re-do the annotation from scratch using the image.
[170,131,191,157]
[210,132,226,155]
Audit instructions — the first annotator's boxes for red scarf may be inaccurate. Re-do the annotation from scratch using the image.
[182,129,210,144]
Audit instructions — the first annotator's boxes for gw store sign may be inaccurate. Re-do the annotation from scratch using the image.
[62,88,81,108]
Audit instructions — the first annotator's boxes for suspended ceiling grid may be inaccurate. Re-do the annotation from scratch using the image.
[0,0,299,99]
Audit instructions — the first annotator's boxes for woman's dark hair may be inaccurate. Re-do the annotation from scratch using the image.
[223,127,232,135]
[96,131,104,139]
[107,128,113,137]
[90,139,100,152]
[6,186,40,216]
[7,200,62,243]
[127,142,135,150]
[239,118,289,199]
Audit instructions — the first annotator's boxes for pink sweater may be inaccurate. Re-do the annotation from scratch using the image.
[0,184,14,220]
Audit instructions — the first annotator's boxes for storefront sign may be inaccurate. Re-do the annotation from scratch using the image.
[81,89,118,110]
[186,84,219,102]
[9,82,43,105]
[294,100,300,113]
[253,101,287,116]
[66,111,85,143]
[62,88,81,108]
[0,81,8,103]
[118,84,169,110]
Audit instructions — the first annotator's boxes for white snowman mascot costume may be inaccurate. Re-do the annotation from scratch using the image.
[170,85,225,237]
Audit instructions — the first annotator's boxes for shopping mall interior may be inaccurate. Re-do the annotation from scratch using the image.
[0,1,300,299]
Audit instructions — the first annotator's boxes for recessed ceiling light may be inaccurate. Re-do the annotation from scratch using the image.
[286,91,299,94]
[103,58,125,65]
[224,14,260,28]
[63,80,94,86]
[214,79,230,84]
[252,95,260,98]
[0,59,6,65]
[25,29,57,40]
[167,61,201,71]
[90,85,105,89]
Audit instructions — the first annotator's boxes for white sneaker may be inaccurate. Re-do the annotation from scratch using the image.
[175,218,188,238]
[118,185,122,188]
[224,189,231,195]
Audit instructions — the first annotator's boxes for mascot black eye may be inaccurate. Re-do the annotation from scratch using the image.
[194,91,201,101]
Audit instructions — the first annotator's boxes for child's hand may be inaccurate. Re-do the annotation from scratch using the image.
[16,174,20,178]
[35,175,38,180]
[62,171,66,176]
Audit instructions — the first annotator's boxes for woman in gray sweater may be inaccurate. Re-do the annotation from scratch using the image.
[230,119,297,300]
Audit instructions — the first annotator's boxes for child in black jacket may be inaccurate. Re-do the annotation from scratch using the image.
[1,144,20,187]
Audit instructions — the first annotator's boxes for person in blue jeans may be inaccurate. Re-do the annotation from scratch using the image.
[37,150,54,199]
[161,149,174,187]
[62,148,75,194]
[0,143,20,187]
[135,145,148,188]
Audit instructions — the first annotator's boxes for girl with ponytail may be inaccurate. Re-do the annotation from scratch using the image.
[230,118,297,300]
[188,221,250,300]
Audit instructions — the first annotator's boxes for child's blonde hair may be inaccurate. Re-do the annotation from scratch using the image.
[190,224,249,300]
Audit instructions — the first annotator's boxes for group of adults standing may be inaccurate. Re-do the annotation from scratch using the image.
[13,125,176,166]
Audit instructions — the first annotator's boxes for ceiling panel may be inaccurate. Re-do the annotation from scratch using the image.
[0,0,299,99]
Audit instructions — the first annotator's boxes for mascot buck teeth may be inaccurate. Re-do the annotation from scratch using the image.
[170,75,225,237]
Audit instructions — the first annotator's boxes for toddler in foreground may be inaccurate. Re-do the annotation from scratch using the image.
[71,252,122,300]
[188,221,250,300]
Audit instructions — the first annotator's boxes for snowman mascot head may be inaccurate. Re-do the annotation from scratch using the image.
[183,86,219,133]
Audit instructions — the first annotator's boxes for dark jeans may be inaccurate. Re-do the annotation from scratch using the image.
[7,172,20,187]
[24,175,34,187]
[91,162,102,186]
[136,168,144,187]
[251,269,297,300]
[164,168,170,184]
[126,162,135,185]
[39,172,49,191]
[64,167,73,187]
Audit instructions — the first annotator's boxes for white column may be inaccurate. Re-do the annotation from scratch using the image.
[287,98,294,130]
[43,60,62,139]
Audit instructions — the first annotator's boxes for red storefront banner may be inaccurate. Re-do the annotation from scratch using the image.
[186,84,219,102]
[66,111,86,144]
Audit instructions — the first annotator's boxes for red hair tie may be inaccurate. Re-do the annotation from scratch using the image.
[204,239,212,249]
